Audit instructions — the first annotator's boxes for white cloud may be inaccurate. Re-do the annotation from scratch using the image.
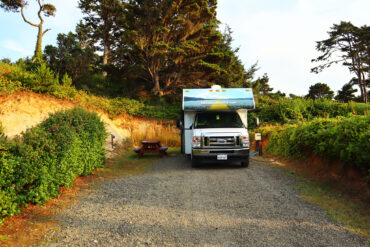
[1,40,32,56]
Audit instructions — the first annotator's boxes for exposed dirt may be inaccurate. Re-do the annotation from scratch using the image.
[44,156,368,247]
[0,91,179,154]
[0,92,74,137]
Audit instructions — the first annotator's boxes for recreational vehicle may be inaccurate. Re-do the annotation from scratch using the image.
[178,85,258,167]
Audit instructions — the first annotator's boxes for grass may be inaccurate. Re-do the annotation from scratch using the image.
[256,156,370,240]
[124,118,181,147]
[0,235,9,241]
[295,180,370,239]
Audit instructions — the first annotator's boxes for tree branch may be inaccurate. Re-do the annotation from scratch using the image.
[37,0,44,24]
[20,5,38,27]
[42,28,51,36]
[80,40,93,49]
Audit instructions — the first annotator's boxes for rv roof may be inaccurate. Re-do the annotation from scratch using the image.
[182,87,255,111]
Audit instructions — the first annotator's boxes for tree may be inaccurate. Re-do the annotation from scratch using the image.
[335,81,358,102]
[0,0,56,59]
[253,73,273,95]
[306,83,334,100]
[271,90,286,98]
[78,0,125,74]
[289,93,303,99]
[209,26,256,88]
[44,32,99,84]
[119,0,222,96]
[311,21,369,103]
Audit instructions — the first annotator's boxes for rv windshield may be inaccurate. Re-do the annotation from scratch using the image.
[194,112,244,129]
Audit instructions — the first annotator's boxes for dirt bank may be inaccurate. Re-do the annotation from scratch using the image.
[0,92,179,153]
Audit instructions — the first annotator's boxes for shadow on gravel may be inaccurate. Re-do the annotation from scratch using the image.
[192,162,244,170]
[162,155,247,170]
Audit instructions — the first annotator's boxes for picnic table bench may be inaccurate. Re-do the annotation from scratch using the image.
[134,140,168,158]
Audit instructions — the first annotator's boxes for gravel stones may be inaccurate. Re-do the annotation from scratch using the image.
[46,156,368,247]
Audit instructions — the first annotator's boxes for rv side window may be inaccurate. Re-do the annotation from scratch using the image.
[194,112,244,129]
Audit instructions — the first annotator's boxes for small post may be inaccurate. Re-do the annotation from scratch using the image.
[255,133,262,156]
[111,134,115,149]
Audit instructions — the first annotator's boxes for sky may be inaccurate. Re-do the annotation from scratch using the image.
[0,0,369,96]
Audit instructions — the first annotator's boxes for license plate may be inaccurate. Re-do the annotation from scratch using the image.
[217,154,228,160]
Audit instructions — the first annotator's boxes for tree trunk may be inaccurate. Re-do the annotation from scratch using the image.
[361,82,367,103]
[153,74,162,96]
[34,25,43,60]
[361,72,368,103]
[103,44,108,76]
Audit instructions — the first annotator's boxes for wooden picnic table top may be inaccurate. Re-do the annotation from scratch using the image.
[141,140,161,144]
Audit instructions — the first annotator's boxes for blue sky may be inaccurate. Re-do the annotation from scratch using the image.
[0,0,369,95]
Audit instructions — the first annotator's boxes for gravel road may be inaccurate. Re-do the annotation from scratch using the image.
[47,155,368,247]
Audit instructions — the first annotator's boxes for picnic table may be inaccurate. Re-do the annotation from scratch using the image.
[134,140,168,158]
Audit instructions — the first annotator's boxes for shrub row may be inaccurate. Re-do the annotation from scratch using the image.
[249,96,369,125]
[262,115,370,170]
[0,61,181,120]
[0,108,107,222]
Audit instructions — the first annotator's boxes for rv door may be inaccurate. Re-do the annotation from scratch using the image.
[184,112,196,155]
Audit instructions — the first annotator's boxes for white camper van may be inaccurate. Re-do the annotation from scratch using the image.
[178,85,258,167]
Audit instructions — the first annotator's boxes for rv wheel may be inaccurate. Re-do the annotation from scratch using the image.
[241,157,250,168]
[191,159,198,168]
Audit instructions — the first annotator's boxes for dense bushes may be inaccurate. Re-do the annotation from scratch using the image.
[249,96,369,125]
[0,108,107,222]
[263,115,370,170]
[1,61,368,122]
[0,61,180,120]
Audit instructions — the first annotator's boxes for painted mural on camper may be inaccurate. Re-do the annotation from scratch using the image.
[183,88,255,111]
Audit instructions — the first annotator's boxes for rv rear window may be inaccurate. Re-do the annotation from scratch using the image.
[194,112,244,129]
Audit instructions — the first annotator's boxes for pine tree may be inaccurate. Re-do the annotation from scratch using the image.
[78,0,125,74]
[44,32,98,83]
[311,21,369,103]
[211,26,257,88]
[335,82,358,102]
[306,83,334,100]
[253,74,273,95]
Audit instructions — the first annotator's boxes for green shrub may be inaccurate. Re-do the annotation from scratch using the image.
[254,96,369,125]
[0,63,23,95]
[0,108,107,221]
[49,74,77,100]
[265,115,370,170]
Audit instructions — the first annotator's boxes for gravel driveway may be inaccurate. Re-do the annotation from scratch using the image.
[47,155,368,247]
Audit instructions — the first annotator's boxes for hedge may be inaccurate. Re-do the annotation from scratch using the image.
[248,96,369,125]
[0,108,107,222]
[264,115,370,171]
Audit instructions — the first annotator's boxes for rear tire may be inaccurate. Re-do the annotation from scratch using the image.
[191,157,198,168]
[241,156,250,168]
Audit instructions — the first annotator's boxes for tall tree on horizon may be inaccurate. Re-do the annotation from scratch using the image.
[0,0,56,60]
[311,21,369,103]
[253,73,273,95]
[335,81,358,102]
[306,82,334,100]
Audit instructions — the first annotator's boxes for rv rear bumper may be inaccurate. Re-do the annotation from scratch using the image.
[192,148,249,162]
